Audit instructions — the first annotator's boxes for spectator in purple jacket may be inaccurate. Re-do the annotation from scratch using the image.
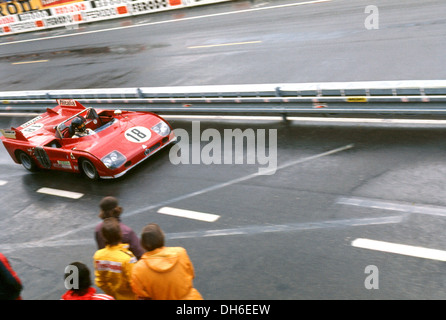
[94,196,145,259]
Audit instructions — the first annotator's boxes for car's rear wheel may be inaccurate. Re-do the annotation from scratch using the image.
[80,159,99,180]
[17,151,38,172]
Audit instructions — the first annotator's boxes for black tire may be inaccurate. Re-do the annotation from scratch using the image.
[80,159,99,180]
[17,151,38,172]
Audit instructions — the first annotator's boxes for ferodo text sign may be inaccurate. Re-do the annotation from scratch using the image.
[0,0,231,35]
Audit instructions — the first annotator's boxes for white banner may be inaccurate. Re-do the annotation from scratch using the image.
[0,0,231,36]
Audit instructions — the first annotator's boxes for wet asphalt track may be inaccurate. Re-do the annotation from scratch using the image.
[1,0,446,300]
[3,115,446,299]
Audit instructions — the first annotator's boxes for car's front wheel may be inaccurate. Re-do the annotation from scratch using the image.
[17,151,38,172]
[80,159,99,180]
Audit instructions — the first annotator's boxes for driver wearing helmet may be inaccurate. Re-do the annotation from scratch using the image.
[70,116,94,138]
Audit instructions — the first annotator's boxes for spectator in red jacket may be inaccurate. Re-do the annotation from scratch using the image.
[62,261,114,300]
[0,252,22,300]
[94,196,145,259]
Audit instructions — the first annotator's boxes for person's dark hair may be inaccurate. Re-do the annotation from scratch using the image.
[140,223,165,252]
[98,196,123,220]
[65,262,91,295]
[101,217,122,246]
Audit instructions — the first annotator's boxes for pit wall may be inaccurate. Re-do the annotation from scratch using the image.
[0,0,232,36]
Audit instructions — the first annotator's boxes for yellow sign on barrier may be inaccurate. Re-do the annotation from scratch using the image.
[347,97,368,103]
[0,0,83,16]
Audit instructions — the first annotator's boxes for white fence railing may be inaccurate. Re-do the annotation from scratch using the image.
[1,80,446,118]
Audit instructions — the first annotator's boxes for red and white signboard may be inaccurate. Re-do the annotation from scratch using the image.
[0,0,231,36]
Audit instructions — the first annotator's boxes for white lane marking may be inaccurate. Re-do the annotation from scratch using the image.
[0,0,332,46]
[0,216,403,253]
[0,180,7,186]
[37,187,84,199]
[352,238,446,262]
[31,144,354,243]
[158,207,220,222]
[337,196,446,217]
[188,40,262,49]
[11,60,49,65]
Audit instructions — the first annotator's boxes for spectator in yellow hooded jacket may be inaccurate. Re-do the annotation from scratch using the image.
[131,223,203,300]
[93,217,137,300]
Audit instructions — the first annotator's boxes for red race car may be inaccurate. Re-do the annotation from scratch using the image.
[0,99,176,179]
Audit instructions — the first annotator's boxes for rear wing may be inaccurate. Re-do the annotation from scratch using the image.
[56,99,87,109]
[0,128,28,141]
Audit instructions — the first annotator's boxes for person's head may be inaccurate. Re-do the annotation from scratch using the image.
[101,217,122,246]
[64,262,91,295]
[71,116,86,132]
[98,196,122,220]
[140,223,165,252]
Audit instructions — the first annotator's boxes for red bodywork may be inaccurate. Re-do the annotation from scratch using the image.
[0,100,176,179]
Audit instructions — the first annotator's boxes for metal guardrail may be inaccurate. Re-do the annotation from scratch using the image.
[1,80,446,118]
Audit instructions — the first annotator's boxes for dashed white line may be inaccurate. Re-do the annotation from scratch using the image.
[0,180,7,186]
[37,187,84,199]
[11,60,49,65]
[188,41,262,49]
[158,207,220,222]
[351,238,446,262]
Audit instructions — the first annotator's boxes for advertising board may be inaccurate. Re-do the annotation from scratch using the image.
[0,0,231,35]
